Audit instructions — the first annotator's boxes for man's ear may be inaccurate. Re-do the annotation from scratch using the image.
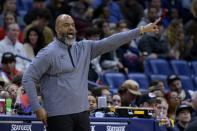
[55,26,61,36]
[55,26,59,34]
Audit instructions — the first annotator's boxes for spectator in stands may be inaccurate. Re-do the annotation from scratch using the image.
[23,8,53,46]
[166,75,188,101]
[137,6,158,27]
[144,0,167,19]
[112,93,121,107]
[165,19,185,59]
[138,20,170,59]
[148,86,165,97]
[0,88,11,99]
[137,92,157,108]
[149,79,165,93]
[24,26,44,59]
[185,91,197,131]
[47,0,70,32]
[0,52,20,83]
[92,0,123,24]
[116,20,129,32]
[155,97,176,130]
[92,5,112,27]
[92,86,111,98]
[0,23,28,72]
[0,11,23,43]
[174,104,192,131]
[168,91,181,120]
[118,80,141,106]
[6,83,32,115]
[68,0,93,40]
[5,84,18,102]
[0,0,26,29]
[117,28,144,72]
[184,0,197,61]
[117,0,144,28]
[88,94,97,112]
[97,20,111,39]
[69,0,94,21]
[24,0,46,25]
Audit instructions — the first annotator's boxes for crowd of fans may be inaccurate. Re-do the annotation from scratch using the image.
[0,0,197,130]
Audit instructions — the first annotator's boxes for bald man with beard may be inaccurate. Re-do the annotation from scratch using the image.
[22,14,161,131]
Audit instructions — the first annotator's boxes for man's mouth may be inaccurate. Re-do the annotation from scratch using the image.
[67,33,74,39]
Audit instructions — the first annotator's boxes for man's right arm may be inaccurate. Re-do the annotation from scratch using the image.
[22,49,51,112]
[89,18,161,59]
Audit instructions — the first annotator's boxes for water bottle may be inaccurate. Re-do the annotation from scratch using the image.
[6,98,12,115]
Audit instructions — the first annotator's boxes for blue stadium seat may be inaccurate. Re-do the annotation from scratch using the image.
[191,61,197,75]
[179,75,196,91]
[103,72,126,89]
[144,58,152,74]
[127,73,149,91]
[149,74,168,91]
[170,60,192,76]
[149,59,173,75]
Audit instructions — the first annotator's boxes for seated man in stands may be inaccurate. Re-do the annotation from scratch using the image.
[118,80,141,106]
[0,52,20,83]
[166,75,189,101]
[0,23,28,72]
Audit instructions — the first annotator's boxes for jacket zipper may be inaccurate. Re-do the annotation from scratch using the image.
[68,46,75,67]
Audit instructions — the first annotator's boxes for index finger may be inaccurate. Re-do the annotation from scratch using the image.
[154,17,161,25]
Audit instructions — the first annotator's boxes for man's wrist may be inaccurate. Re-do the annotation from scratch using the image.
[140,26,144,35]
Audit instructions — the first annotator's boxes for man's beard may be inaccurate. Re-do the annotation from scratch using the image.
[61,33,76,46]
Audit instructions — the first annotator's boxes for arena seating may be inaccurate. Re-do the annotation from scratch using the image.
[170,60,193,76]
[101,59,197,93]
[149,58,174,75]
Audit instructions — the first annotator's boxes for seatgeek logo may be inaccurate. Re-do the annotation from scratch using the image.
[90,125,126,131]
[11,124,32,131]
[106,126,126,131]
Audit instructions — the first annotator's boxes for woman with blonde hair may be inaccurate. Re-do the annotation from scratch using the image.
[165,19,185,59]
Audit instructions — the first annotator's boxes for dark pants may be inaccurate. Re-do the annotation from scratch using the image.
[47,111,91,131]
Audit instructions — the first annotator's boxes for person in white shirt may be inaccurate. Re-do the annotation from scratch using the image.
[0,23,29,72]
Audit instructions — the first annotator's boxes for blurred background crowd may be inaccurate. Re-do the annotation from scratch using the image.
[0,0,197,130]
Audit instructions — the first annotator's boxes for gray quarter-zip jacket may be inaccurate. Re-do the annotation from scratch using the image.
[22,28,140,117]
